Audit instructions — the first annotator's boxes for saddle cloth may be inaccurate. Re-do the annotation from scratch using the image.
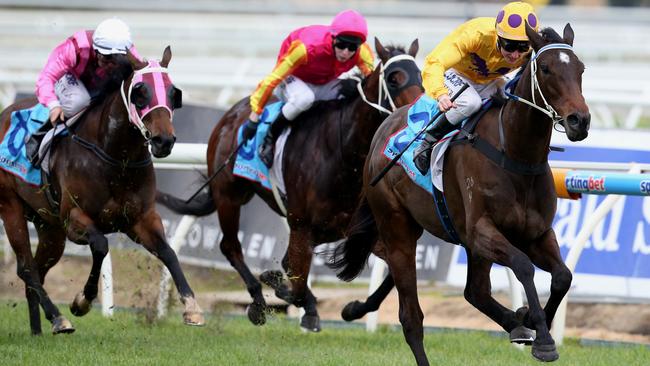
[0,104,49,185]
[233,101,288,194]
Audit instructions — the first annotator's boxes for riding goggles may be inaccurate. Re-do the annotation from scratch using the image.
[498,37,530,53]
[334,40,359,52]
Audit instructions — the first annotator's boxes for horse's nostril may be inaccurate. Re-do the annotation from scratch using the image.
[566,114,579,126]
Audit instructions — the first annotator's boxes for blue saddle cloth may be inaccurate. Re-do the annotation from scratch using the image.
[232,102,283,190]
[0,104,49,185]
[382,95,445,195]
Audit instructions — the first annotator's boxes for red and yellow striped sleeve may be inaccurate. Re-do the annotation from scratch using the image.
[356,43,374,76]
[250,40,308,114]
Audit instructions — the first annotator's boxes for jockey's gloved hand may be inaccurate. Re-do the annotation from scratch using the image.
[337,78,359,99]
[242,120,259,141]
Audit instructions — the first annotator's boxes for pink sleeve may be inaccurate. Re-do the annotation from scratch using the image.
[35,39,78,108]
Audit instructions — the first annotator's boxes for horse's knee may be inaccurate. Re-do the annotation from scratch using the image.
[551,267,572,294]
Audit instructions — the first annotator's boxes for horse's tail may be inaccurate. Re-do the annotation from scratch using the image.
[327,195,378,282]
[155,189,216,216]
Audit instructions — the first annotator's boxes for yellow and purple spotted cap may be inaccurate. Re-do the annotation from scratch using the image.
[495,2,539,41]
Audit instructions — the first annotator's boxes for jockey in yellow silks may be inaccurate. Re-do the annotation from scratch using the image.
[413,1,539,175]
[242,9,375,168]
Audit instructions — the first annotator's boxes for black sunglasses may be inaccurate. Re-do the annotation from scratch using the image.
[498,38,530,53]
[334,40,359,52]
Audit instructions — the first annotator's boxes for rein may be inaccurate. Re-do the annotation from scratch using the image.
[71,134,152,168]
[350,54,418,115]
[503,43,574,125]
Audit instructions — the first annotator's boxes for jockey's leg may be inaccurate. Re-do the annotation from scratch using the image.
[413,70,482,175]
[259,76,314,168]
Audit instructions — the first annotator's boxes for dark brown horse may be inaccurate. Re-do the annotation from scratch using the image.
[157,38,423,331]
[329,24,590,364]
[0,47,204,335]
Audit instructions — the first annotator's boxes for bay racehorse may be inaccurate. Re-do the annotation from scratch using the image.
[0,47,204,335]
[157,38,423,331]
[328,24,590,364]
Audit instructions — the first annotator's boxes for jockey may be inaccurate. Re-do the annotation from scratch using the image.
[27,18,141,164]
[242,9,375,169]
[35,18,140,125]
[413,1,539,175]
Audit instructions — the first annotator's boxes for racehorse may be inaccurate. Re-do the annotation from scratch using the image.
[157,38,423,331]
[328,24,590,364]
[0,47,204,335]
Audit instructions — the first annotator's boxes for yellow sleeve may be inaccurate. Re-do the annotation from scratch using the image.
[422,25,480,99]
[250,40,308,115]
[356,43,375,76]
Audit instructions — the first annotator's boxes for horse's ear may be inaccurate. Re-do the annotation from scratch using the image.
[161,46,172,68]
[374,37,389,62]
[525,22,544,51]
[562,23,574,46]
[408,39,419,57]
[126,49,146,70]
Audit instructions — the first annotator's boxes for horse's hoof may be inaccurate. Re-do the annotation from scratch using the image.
[531,341,559,362]
[300,314,321,332]
[510,325,535,345]
[70,292,92,317]
[52,316,75,334]
[246,302,267,326]
[341,301,365,321]
[183,311,205,326]
[259,270,284,289]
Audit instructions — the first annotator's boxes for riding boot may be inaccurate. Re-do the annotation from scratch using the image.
[25,122,53,167]
[413,115,457,175]
[258,113,290,169]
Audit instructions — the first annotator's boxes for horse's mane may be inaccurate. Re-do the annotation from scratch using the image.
[88,59,134,108]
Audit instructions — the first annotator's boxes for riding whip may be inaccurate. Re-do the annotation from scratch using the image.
[370,82,469,186]
[184,139,246,203]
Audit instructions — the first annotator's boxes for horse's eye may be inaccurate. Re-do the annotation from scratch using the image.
[540,63,550,74]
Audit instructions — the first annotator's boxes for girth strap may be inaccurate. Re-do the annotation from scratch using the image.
[432,185,463,246]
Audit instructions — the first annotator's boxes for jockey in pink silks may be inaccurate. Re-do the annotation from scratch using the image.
[35,18,141,125]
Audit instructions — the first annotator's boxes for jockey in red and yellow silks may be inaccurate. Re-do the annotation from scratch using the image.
[413,1,539,175]
[242,9,374,169]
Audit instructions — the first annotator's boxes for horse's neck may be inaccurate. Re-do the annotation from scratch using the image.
[95,93,149,162]
[502,70,553,163]
[339,77,384,156]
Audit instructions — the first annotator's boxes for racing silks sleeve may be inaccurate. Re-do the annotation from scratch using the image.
[249,40,308,115]
[356,43,375,76]
[421,24,481,99]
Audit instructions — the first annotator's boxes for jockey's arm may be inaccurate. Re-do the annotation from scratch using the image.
[35,39,77,110]
[422,26,479,100]
[356,43,375,77]
[249,40,308,122]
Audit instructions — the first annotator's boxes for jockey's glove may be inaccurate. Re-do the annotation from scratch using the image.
[242,120,259,141]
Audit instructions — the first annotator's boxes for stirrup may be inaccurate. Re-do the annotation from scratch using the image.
[258,142,274,168]
[414,151,431,175]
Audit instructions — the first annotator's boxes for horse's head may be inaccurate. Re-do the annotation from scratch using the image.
[525,23,590,141]
[366,38,424,112]
[123,46,181,158]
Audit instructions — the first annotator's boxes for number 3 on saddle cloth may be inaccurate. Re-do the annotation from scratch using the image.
[0,104,50,186]
[233,101,288,192]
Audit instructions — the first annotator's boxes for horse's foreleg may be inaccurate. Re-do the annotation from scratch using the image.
[129,209,204,326]
[525,230,572,329]
[66,208,108,317]
[216,201,267,326]
[284,230,320,332]
[471,218,558,362]
[0,203,68,335]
